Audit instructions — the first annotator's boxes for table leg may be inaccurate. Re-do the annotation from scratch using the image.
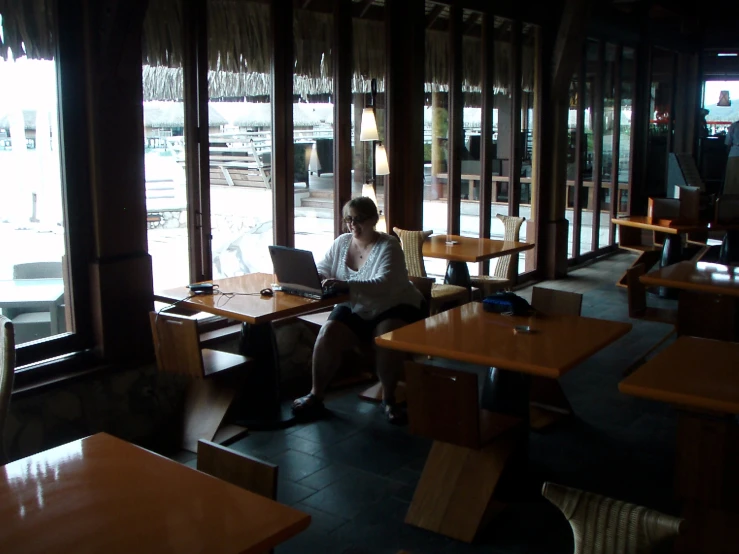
[656,234,684,299]
[673,410,739,553]
[234,321,296,429]
[445,261,471,289]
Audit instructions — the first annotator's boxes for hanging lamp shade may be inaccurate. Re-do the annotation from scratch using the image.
[361,183,379,206]
[360,108,379,141]
[375,143,390,175]
[719,90,731,107]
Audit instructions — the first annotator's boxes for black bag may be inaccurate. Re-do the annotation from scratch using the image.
[482,291,532,316]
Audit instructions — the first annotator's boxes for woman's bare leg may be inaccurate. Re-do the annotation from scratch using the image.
[310,320,361,399]
[373,318,409,405]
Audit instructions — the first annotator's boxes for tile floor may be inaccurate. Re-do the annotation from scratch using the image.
[172,252,683,554]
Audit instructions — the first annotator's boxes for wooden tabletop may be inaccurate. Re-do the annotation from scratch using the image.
[155,273,346,324]
[611,216,707,234]
[422,234,534,263]
[620,337,739,414]
[640,261,739,297]
[0,433,310,554]
[375,302,632,378]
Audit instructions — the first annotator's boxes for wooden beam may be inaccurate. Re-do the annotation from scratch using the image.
[508,19,522,217]
[333,0,352,236]
[426,4,444,28]
[479,9,494,277]
[591,41,605,252]
[447,4,463,235]
[552,0,591,99]
[385,0,425,233]
[357,0,374,18]
[271,0,295,246]
[96,0,150,75]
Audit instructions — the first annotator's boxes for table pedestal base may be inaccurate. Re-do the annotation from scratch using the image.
[445,261,471,289]
[529,377,573,431]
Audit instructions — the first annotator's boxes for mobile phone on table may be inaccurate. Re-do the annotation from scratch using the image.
[514,325,533,334]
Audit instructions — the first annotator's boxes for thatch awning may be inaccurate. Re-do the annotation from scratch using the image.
[2,0,535,99]
[143,102,227,128]
[0,109,46,130]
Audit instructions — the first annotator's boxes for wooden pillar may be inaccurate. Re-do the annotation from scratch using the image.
[333,0,352,237]
[508,19,522,217]
[183,0,211,282]
[83,0,153,360]
[385,0,424,233]
[447,4,463,235]
[271,0,295,246]
[479,9,495,276]
[352,94,365,195]
[591,41,605,251]
[630,39,652,216]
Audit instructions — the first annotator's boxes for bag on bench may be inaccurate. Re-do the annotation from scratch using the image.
[482,291,532,316]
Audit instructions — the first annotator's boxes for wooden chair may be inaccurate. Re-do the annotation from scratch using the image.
[528,287,583,430]
[197,439,279,554]
[403,361,526,542]
[470,214,526,296]
[626,265,677,325]
[0,316,15,465]
[149,312,253,452]
[393,227,468,315]
[358,275,433,404]
[542,482,683,554]
[197,439,278,499]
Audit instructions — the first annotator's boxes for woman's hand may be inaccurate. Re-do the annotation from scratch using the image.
[322,278,349,293]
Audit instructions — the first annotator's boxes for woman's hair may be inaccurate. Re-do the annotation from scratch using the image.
[342,196,379,224]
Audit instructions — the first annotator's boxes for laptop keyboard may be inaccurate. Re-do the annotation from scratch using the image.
[282,286,338,300]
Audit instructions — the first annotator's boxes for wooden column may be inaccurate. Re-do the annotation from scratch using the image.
[447,4,463,235]
[385,0,424,233]
[183,0,211,281]
[271,0,295,246]
[629,39,652,216]
[83,0,153,360]
[608,46,623,245]
[479,9,495,276]
[508,19,522,217]
[591,41,605,251]
[333,0,352,237]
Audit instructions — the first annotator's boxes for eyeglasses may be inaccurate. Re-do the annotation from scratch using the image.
[344,216,369,225]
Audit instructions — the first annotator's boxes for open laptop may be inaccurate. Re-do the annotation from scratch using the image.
[268,245,339,300]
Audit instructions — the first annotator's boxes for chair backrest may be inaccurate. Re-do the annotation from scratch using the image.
[542,482,683,554]
[626,264,647,318]
[531,287,583,316]
[493,215,525,279]
[0,316,15,464]
[393,228,433,278]
[405,361,481,449]
[13,261,63,280]
[197,439,278,500]
[715,194,739,224]
[677,186,700,223]
[647,198,680,220]
[149,311,204,378]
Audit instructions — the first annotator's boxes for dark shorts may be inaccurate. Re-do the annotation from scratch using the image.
[328,302,428,342]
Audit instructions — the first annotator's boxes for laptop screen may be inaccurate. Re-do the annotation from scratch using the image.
[268,245,323,293]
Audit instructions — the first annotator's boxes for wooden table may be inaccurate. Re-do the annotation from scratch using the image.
[619,337,739,552]
[156,273,347,428]
[376,302,631,541]
[0,433,310,553]
[640,261,739,341]
[0,279,65,334]
[422,234,534,288]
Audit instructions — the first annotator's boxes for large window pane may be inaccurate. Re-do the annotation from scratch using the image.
[0,53,69,345]
[293,7,335,259]
[620,46,635,217]
[647,47,675,197]
[600,43,617,246]
[208,0,274,279]
[580,40,598,256]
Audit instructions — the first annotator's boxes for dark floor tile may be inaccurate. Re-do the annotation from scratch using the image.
[277,478,320,506]
[271,449,331,482]
[386,467,421,486]
[297,462,354,490]
[300,469,405,519]
[292,502,350,534]
[291,413,367,445]
[228,429,324,460]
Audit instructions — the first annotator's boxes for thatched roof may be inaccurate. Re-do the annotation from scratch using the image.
[0,109,44,130]
[3,0,535,100]
[143,102,228,128]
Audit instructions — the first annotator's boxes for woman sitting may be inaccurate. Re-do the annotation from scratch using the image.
[292,196,427,423]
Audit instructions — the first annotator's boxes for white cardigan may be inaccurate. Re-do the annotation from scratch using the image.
[317,233,424,320]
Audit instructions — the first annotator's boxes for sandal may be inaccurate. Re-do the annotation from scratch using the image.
[292,393,326,419]
[382,402,407,425]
